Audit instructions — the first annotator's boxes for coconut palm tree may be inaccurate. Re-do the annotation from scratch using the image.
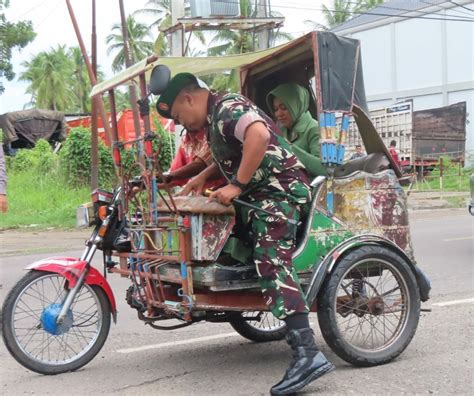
[133,0,171,55]
[322,0,353,28]
[68,47,105,113]
[134,0,172,30]
[354,0,384,14]
[133,0,206,56]
[20,45,74,111]
[106,15,154,72]
[69,47,91,113]
[208,0,292,56]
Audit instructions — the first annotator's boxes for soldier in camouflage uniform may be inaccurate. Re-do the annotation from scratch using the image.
[156,73,334,395]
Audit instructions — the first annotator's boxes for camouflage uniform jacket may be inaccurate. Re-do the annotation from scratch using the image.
[206,92,311,206]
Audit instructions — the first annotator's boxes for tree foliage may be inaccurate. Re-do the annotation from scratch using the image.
[204,0,292,92]
[0,0,36,94]
[133,0,206,56]
[19,46,100,112]
[208,0,291,56]
[322,0,384,28]
[20,45,73,111]
[11,139,56,174]
[106,15,154,72]
[59,127,116,188]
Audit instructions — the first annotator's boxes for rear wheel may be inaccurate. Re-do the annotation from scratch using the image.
[229,311,287,342]
[317,246,420,367]
[2,270,111,375]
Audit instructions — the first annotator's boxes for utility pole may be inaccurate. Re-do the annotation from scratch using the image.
[170,0,185,56]
[91,0,98,190]
[170,0,185,152]
[65,0,112,146]
[257,0,269,50]
[118,0,142,141]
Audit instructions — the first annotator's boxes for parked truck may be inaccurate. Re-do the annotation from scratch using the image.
[343,101,467,172]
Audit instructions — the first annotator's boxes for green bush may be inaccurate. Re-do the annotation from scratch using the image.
[12,139,57,173]
[153,119,175,172]
[1,137,92,229]
[59,127,115,187]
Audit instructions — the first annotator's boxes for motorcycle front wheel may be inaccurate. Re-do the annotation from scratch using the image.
[317,245,420,367]
[2,270,111,375]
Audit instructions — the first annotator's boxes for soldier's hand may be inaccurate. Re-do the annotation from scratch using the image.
[209,184,241,206]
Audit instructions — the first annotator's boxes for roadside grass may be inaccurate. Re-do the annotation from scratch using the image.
[418,174,470,191]
[0,171,90,230]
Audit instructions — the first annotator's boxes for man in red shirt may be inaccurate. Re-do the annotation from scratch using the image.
[389,140,401,168]
[161,128,224,190]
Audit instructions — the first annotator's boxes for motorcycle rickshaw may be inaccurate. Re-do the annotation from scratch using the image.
[2,31,430,376]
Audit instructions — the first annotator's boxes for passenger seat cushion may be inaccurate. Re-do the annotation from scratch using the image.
[334,152,390,178]
[157,195,236,215]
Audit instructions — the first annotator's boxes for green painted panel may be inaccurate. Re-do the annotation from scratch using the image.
[293,212,353,272]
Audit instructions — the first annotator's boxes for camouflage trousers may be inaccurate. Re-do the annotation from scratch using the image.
[241,199,309,320]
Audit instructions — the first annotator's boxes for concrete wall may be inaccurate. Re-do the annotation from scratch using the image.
[337,2,474,162]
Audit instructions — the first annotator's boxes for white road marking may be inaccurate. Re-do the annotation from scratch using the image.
[432,298,474,307]
[116,332,240,354]
[442,236,474,242]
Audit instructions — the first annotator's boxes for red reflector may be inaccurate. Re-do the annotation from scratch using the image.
[144,140,153,157]
[183,216,191,228]
[113,148,121,166]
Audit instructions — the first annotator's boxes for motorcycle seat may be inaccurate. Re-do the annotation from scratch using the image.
[157,195,235,215]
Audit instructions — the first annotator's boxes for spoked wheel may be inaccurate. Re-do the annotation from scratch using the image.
[317,246,420,367]
[229,311,287,342]
[2,271,111,375]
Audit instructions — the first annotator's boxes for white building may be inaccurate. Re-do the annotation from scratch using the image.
[332,0,474,159]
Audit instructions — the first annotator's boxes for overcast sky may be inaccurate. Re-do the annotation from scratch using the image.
[1,0,329,113]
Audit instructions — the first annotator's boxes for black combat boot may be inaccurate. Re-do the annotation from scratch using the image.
[270,328,335,395]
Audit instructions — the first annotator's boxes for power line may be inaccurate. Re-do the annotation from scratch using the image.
[420,0,474,17]
[35,0,64,30]
[210,0,474,23]
[8,0,49,22]
[448,0,474,12]
[346,1,474,21]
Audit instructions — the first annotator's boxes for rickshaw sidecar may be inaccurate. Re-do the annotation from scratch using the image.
[1,31,433,377]
[93,30,430,366]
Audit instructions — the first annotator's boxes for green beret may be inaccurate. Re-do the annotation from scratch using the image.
[156,72,203,119]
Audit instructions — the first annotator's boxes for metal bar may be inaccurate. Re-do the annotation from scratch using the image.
[109,267,181,284]
[118,0,142,145]
[113,252,181,261]
[65,0,112,145]
[233,198,298,225]
[57,267,89,323]
[138,74,152,132]
[108,90,120,144]
[150,262,167,302]
[90,0,98,190]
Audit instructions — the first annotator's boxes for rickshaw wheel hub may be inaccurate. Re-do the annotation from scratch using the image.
[367,296,385,316]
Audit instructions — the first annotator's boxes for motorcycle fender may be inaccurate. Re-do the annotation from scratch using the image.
[25,257,117,322]
[305,234,431,305]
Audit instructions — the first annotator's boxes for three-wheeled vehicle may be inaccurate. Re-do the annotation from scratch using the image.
[2,31,430,376]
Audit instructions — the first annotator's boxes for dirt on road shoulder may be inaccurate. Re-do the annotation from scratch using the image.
[0,229,90,257]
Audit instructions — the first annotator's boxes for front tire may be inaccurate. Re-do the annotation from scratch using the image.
[2,270,111,375]
[317,246,420,367]
[229,311,287,342]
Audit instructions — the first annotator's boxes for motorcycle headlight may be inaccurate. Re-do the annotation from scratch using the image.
[76,202,94,228]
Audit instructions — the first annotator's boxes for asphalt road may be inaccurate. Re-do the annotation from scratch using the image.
[0,209,473,395]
